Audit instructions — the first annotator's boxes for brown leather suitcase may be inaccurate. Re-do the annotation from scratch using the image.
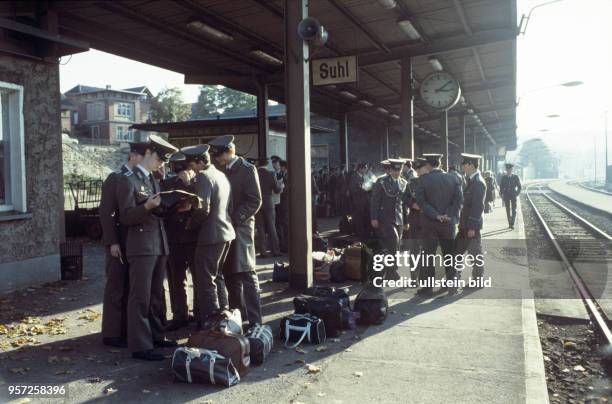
[343,244,362,281]
[187,329,250,376]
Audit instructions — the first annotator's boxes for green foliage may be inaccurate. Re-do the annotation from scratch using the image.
[192,85,256,119]
[150,87,192,123]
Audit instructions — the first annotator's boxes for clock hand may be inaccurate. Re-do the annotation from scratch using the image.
[435,80,453,92]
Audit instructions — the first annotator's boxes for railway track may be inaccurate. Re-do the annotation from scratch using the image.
[526,183,612,348]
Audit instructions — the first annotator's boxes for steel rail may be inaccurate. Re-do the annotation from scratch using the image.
[525,184,612,346]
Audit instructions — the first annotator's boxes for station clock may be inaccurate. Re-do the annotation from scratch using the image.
[419,71,462,110]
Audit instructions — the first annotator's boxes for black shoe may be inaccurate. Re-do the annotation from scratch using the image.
[102,337,127,348]
[154,338,178,348]
[188,314,196,323]
[165,319,188,332]
[132,350,165,361]
[416,288,434,297]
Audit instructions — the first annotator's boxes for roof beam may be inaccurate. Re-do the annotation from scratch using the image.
[327,0,391,53]
[358,28,517,67]
[95,1,271,73]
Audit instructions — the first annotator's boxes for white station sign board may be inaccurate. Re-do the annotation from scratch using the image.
[312,56,358,86]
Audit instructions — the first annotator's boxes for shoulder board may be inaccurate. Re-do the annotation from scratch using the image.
[122,171,133,177]
[242,159,254,169]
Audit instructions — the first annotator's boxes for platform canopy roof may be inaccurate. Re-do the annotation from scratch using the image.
[1,0,517,150]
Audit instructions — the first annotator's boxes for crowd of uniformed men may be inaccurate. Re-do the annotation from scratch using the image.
[99,133,522,361]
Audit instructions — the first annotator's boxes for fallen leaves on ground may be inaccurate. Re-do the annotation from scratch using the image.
[88,377,102,383]
[103,387,117,395]
[305,364,321,374]
[315,346,328,352]
[354,371,363,377]
[78,309,101,322]
[295,347,308,354]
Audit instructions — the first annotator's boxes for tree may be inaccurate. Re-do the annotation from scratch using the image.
[192,85,257,119]
[150,87,191,123]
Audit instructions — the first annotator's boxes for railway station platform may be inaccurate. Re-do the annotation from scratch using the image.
[548,181,612,216]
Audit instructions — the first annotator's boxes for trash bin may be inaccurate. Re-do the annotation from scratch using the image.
[60,242,83,280]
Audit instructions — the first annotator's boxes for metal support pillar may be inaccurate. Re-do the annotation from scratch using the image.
[284,0,312,290]
[460,114,466,153]
[385,127,390,158]
[400,56,415,159]
[472,129,477,154]
[256,77,269,161]
[440,110,449,170]
[339,112,349,168]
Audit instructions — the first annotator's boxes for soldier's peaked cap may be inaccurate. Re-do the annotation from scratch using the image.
[208,135,235,155]
[181,144,210,159]
[387,158,406,169]
[460,153,482,165]
[414,157,427,169]
[505,163,514,169]
[421,153,443,164]
[380,159,391,166]
[169,152,186,163]
[149,134,178,162]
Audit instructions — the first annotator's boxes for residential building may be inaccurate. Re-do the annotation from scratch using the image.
[64,84,152,144]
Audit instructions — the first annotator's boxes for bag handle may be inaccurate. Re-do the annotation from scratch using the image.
[284,320,311,349]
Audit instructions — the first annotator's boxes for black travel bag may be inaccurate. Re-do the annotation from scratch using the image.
[354,285,389,325]
[272,262,289,282]
[245,324,273,365]
[339,214,353,234]
[293,296,343,338]
[279,313,326,348]
[171,347,240,387]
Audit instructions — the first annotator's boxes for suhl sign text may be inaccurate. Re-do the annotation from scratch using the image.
[312,56,358,86]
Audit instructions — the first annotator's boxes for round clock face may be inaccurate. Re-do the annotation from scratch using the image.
[419,71,461,110]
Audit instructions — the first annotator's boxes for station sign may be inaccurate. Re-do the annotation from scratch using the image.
[312,56,358,86]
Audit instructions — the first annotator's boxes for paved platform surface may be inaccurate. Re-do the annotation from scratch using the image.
[0,205,549,403]
[548,181,612,216]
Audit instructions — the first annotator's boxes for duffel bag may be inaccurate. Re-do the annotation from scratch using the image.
[304,286,350,308]
[339,214,353,234]
[218,308,243,335]
[272,262,289,282]
[171,347,240,387]
[187,329,250,376]
[354,285,389,325]
[293,296,343,338]
[279,313,326,348]
[329,260,346,283]
[245,324,273,365]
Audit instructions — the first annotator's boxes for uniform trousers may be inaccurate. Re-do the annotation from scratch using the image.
[420,219,457,285]
[167,242,196,322]
[454,228,484,278]
[127,255,167,352]
[256,205,280,255]
[193,242,231,322]
[224,270,262,326]
[102,250,129,339]
[503,196,517,226]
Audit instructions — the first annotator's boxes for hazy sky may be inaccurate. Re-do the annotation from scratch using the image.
[59,0,611,175]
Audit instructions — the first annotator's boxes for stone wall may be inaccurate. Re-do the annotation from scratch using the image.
[62,136,128,181]
[0,54,62,292]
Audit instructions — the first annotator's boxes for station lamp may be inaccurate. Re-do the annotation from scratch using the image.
[249,50,283,66]
[428,56,443,72]
[397,19,421,40]
[358,99,374,107]
[376,107,389,114]
[186,20,234,42]
[390,114,400,119]
[561,81,584,87]
[377,0,397,9]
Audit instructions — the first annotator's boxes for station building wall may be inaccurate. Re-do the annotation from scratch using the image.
[0,54,63,294]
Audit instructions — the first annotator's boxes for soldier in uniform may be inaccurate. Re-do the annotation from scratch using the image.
[370,159,411,280]
[451,153,486,294]
[349,163,371,240]
[415,154,463,296]
[100,142,146,348]
[160,150,197,331]
[277,160,290,253]
[256,157,282,257]
[404,158,428,282]
[208,135,264,328]
[116,135,179,361]
[380,160,391,177]
[189,144,235,329]
[499,163,522,229]
[401,159,417,182]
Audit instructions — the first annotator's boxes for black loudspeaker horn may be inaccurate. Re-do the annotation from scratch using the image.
[297,17,328,48]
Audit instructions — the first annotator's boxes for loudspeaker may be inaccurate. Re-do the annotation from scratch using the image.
[297,17,328,48]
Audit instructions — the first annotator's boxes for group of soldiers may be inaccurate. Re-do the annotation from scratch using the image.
[99,134,264,361]
[365,153,521,296]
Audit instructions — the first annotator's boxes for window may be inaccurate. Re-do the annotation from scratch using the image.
[116,126,133,142]
[0,82,26,212]
[116,102,133,119]
[72,111,79,125]
[86,102,104,121]
[91,126,100,139]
